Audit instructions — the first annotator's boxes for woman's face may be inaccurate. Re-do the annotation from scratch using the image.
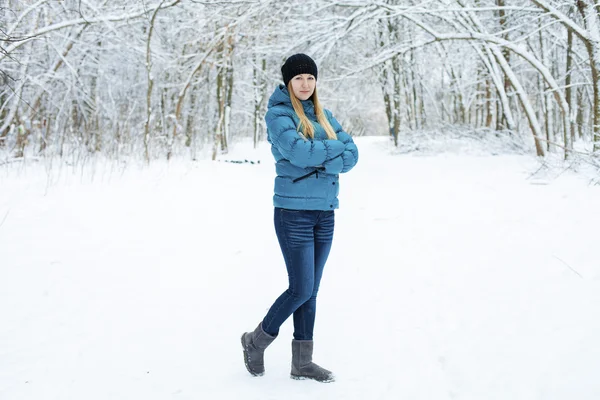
[290,74,316,101]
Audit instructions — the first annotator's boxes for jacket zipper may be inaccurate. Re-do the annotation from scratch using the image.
[292,168,323,183]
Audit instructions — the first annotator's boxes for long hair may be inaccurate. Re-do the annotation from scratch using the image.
[287,83,337,140]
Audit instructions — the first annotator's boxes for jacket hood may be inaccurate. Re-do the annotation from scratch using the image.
[268,85,315,115]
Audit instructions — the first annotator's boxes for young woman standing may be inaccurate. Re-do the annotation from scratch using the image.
[241,53,359,383]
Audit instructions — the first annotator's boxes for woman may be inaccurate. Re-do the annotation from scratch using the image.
[241,53,359,383]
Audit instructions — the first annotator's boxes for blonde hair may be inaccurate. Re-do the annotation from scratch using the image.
[287,83,338,140]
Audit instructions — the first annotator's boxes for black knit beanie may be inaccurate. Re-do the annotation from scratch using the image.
[281,53,318,87]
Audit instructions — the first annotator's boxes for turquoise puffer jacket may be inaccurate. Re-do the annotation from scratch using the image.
[265,85,359,210]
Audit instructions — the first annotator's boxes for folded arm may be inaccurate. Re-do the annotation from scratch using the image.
[266,110,345,168]
[322,111,359,174]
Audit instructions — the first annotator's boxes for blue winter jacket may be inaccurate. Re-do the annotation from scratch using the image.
[265,85,359,210]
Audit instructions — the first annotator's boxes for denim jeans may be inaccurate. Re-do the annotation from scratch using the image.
[262,207,335,340]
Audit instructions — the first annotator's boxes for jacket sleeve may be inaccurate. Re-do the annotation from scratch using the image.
[266,108,345,168]
[322,110,359,174]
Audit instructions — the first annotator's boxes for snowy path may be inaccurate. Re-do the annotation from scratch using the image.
[1,137,599,400]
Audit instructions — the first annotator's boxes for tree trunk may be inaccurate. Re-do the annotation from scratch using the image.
[402,56,414,130]
[213,63,224,160]
[410,50,420,129]
[492,46,545,156]
[478,45,516,131]
[485,78,493,127]
[144,1,167,163]
[537,29,551,151]
[497,0,512,129]
[393,55,401,145]
[185,90,196,148]
[253,56,266,149]
[577,0,600,151]
[576,88,585,139]
[565,27,576,146]
[222,33,234,154]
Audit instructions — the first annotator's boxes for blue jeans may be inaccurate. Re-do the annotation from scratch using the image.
[262,208,335,340]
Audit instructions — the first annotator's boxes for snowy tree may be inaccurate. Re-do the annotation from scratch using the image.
[1,0,599,164]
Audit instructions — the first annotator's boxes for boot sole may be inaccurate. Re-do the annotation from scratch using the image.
[241,334,264,377]
[290,374,335,383]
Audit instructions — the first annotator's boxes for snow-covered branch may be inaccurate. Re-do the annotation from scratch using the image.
[0,0,182,63]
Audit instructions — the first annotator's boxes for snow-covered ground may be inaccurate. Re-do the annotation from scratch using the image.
[1,136,599,400]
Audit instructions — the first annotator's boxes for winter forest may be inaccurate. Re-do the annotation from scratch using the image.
[2,0,600,165]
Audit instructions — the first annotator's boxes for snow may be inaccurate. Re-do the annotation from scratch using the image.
[1,136,599,400]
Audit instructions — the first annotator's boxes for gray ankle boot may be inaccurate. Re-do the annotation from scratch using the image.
[241,323,276,376]
[290,340,335,383]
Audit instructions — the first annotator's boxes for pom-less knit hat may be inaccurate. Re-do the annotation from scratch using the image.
[281,53,318,87]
